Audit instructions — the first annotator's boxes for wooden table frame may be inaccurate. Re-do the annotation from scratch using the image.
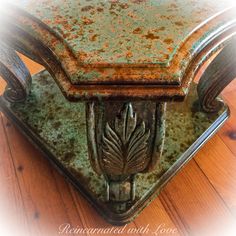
[0,1,236,225]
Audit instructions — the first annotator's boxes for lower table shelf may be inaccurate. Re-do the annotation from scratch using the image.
[0,70,229,225]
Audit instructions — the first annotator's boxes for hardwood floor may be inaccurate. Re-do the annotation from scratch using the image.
[0,56,236,236]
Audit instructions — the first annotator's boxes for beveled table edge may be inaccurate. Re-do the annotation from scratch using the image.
[0,4,236,87]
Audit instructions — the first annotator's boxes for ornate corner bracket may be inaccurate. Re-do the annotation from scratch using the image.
[102,103,150,176]
[86,101,166,211]
[0,42,32,103]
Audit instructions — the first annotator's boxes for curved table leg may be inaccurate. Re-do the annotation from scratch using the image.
[0,42,32,103]
[197,38,236,113]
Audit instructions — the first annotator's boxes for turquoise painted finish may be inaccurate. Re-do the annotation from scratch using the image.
[11,0,234,64]
[1,0,235,87]
[12,0,234,65]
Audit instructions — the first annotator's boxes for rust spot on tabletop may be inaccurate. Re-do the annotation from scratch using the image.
[175,21,184,26]
[144,32,160,40]
[97,7,104,12]
[133,27,142,34]
[81,5,94,12]
[90,34,99,42]
[126,51,133,58]
[81,17,94,25]
[119,3,129,9]
[131,0,147,3]
[164,38,174,44]
[158,26,166,31]
[145,44,152,49]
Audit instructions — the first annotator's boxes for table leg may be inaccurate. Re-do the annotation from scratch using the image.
[86,101,166,211]
[0,42,31,103]
[197,38,236,113]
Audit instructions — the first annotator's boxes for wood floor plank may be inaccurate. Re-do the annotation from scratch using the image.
[223,91,236,111]
[222,80,236,95]
[194,135,236,217]
[0,114,31,236]
[2,115,83,236]
[0,80,6,96]
[51,169,87,234]
[218,123,236,157]
[18,54,43,75]
[161,160,236,236]
[69,185,141,236]
[134,197,187,236]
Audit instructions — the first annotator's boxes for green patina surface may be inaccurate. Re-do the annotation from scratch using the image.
[11,0,233,66]
[1,0,235,88]
[6,70,226,204]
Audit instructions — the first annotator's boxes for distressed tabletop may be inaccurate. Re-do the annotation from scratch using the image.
[0,0,236,100]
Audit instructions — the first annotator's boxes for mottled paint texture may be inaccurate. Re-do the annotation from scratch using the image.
[5,70,227,207]
[11,0,235,65]
[1,0,235,87]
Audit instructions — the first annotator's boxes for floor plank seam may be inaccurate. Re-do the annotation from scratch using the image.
[0,114,32,235]
[217,130,236,160]
[68,184,90,235]
[50,168,74,226]
[158,193,190,236]
[193,158,235,217]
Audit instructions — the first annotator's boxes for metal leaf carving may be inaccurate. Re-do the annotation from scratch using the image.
[102,103,150,175]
